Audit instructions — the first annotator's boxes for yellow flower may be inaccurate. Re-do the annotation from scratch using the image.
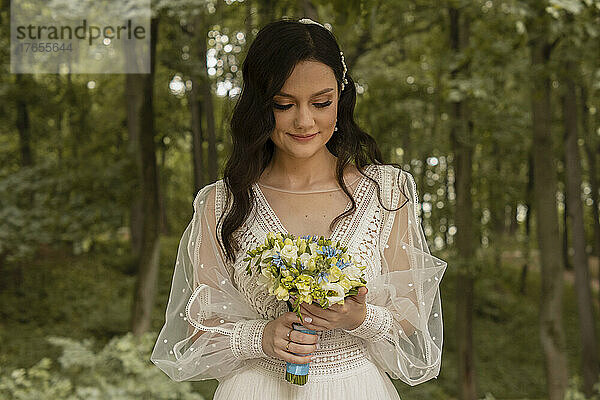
[298,239,307,254]
[281,275,294,289]
[338,276,352,292]
[328,265,343,282]
[299,293,313,304]
[295,274,313,294]
[274,285,290,301]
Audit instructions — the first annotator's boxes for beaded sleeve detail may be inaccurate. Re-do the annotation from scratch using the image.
[230,319,270,360]
[343,303,393,342]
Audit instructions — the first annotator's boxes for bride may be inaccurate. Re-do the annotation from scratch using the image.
[151,17,447,400]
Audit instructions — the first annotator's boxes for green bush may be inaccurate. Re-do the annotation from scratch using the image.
[564,376,600,400]
[0,332,204,400]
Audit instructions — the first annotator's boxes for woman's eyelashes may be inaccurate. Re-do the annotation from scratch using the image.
[273,100,332,110]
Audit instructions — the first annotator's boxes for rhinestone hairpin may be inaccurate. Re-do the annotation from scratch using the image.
[298,18,325,29]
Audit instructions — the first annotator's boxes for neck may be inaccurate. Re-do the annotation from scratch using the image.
[261,148,338,190]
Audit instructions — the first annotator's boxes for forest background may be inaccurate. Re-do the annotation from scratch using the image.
[1,0,600,399]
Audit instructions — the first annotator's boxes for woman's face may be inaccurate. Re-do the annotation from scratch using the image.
[270,60,338,159]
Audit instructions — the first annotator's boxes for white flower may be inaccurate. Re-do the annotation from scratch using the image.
[298,253,311,268]
[343,265,362,280]
[260,248,275,266]
[257,268,274,289]
[280,242,299,263]
[322,282,345,305]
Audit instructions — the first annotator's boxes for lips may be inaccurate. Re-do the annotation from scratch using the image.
[290,133,318,138]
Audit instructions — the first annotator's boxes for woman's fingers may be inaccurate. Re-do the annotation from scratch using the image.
[301,303,338,321]
[284,311,302,327]
[300,310,331,331]
[285,340,317,355]
[290,329,319,345]
[282,352,314,365]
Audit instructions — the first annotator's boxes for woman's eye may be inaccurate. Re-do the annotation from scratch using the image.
[273,100,332,110]
[315,100,332,108]
[273,103,293,110]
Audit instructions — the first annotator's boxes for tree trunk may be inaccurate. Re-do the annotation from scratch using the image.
[449,7,477,400]
[245,0,254,43]
[127,71,144,259]
[129,17,161,336]
[159,141,170,235]
[190,80,205,192]
[193,12,218,184]
[15,75,33,167]
[520,151,534,295]
[529,28,568,400]
[563,69,599,396]
[66,73,79,160]
[580,85,600,259]
[563,193,571,270]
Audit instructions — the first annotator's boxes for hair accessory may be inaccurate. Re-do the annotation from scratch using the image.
[298,18,349,92]
[340,51,348,91]
[298,18,326,29]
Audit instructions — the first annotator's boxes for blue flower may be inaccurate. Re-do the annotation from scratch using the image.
[336,258,352,270]
[317,270,329,284]
[301,235,318,243]
[271,252,286,270]
[317,245,341,258]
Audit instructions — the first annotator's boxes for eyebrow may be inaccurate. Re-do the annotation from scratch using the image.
[275,88,334,98]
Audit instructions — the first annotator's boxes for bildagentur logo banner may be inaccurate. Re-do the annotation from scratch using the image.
[11,0,151,74]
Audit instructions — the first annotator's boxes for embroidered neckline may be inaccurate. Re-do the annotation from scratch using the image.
[252,164,377,243]
[256,174,362,194]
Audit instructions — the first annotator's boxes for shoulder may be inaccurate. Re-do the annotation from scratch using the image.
[192,181,221,214]
[370,164,418,209]
[370,164,412,190]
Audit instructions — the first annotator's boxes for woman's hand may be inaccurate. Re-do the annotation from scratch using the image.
[262,311,319,364]
[298,286,368,331]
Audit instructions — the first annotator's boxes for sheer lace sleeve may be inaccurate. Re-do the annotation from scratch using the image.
[151,182,269,382]
[344,166,447,385]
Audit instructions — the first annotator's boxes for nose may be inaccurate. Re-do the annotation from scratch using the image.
[293,103,316,131]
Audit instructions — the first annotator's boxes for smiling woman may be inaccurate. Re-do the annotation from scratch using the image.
[151,17,447,400]
[270,61,339,157]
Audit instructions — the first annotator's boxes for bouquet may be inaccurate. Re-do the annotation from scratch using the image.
[243,231,367,385]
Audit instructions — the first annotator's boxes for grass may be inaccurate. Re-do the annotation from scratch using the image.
[0,236,598,400]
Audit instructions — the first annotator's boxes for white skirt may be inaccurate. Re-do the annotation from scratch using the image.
[213,357,401,400]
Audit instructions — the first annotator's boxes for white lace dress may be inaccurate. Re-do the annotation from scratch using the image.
[151,164,447,400]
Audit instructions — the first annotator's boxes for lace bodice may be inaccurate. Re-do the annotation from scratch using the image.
[151,163,447,386]
[210,164,385,381]
[216,164,382,321]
